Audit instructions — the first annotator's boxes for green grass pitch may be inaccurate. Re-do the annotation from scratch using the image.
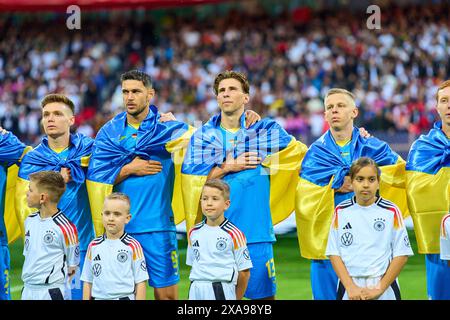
[8,229,427,300]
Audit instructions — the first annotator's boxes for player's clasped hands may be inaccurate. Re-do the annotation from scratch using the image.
[360,287,383,300]
[128,157,163,176]
[221,152,262,173]
[346,284,364,300]
[347,284,383,300]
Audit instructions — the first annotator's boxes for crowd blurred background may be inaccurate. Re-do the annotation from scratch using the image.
[0,0,448,158]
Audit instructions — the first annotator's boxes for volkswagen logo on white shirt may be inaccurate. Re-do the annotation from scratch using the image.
[341,232,353,246]
[193,249,200,261]
[93,263,102,277]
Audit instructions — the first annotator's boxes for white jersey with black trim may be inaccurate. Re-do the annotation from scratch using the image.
[22,210,80,286]
[325,197,414,277]
[440,214,450,260]
[186,219,253,284]
[80,233,149,300]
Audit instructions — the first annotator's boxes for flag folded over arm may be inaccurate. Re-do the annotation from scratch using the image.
[406,121,450,254]
[0,132,29,244]
[295,127,409,259]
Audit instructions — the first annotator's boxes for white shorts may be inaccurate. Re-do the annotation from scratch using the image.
[22,284,69,300]
[189,281,236,300]
[92,293,135,300]
[337,276,401,300]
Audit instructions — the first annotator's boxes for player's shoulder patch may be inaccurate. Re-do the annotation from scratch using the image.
[121,233,144,260]
[376,197,403,228]
[53,210,79,246]
[336,197,355,210]
[220,219,246,249]
[90,234,106,247]
[189,220,205,238]
[376,197,400,213]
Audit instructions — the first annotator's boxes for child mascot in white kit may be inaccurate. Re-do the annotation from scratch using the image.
[187,179,252,300]
[326,157,413,300]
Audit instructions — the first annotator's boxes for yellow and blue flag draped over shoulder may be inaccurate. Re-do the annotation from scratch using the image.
[16,133,93,241]
[181,113,306,235]
[296,127,408,259]
[406,121,450,254]
[86,105,193,236]
[0,132,28,245]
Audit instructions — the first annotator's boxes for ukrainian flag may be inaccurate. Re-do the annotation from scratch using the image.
[86,105,194,236]
[181,113,307,234]
[406,121,450,254]
[0,132,29,244]
[15,133,93,239]
[296,127,409,259]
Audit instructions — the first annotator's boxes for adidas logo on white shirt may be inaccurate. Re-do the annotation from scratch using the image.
[343,223,352,230]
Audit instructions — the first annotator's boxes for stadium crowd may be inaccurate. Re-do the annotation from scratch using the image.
[0,2,449,146]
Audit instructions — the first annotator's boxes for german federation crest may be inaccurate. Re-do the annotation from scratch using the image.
[117,250,128,263]
[373,218,386,231]
[216,239,227,251]
[43,231,55,244]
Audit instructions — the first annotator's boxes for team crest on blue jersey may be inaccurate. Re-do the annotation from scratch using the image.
[341,232,353,246]
[44,230,56,244]
[373,218,386,231]
[117,250,128,263]
[93,263,102,277]
[216,237,227,251]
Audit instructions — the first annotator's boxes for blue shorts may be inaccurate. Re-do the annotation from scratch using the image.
[130,231,180,288]
[244,242,276,299]
[425,254,450,300]
[310,259,338,300]
[0,245,10,300]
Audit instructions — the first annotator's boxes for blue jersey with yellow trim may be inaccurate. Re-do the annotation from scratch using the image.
[219,126,275,244]
[113,124,176,233]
